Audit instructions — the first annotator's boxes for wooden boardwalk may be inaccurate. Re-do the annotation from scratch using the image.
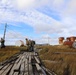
[0,51,55,75]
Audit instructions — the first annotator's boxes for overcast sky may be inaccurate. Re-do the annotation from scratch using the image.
[0,0,76,45]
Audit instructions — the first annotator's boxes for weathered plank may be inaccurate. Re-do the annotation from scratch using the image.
[9,58,21,75]
[13,72,19,75]
[28,56,33,75]
[34,56,40,64]
[20,61,25,75]
[24,56,29,75]
[1,64,13,75]
[0,66,3,70]
[0,64,10,74]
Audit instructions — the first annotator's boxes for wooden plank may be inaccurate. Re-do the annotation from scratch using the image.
[20,61,25,75]
[1,64,13,75]
[34,52,37,55]
[35,63,44,75]
[15,57,20,63]
[14,59,22,72]
[0,66,3,70]
[28,56,33,75]
[9,63,17,75]
[23,58,28,74]
[35,63,42,71]
[24,73,28,75]
[34,56,40,64]
[0,64,9,74]
[20,53,29,75]
[9,58,21,75]
[36,64,47,75]
[13,72,19,75]
[24,56,29,75]
[40,66,47,75]
[42,66,57,75]
[11,53,24,75]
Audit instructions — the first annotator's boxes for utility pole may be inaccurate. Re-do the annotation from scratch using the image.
[0,23,7,48]
[3,23,7,40]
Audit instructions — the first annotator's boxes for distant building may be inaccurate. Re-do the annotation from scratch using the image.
[59,37,64,45]
[58,36,76,48]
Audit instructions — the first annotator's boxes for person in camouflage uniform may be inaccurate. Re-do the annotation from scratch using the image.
[28,40,32,51]
[26,38,35,51]
[0,38,5,48]
[30,40,35,52]
[25,38,30,51]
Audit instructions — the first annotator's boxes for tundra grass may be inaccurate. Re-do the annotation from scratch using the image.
[38,45,76,75]
[0,46,26,62]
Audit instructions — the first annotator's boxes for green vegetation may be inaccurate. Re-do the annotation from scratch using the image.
[0,46,27,62]
[38,45,76,75]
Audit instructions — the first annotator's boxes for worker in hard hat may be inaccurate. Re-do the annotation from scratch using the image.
[0,38,5,48]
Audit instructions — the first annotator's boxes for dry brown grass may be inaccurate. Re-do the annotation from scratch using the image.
[38,45,76,75]
[0,46,26,62]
